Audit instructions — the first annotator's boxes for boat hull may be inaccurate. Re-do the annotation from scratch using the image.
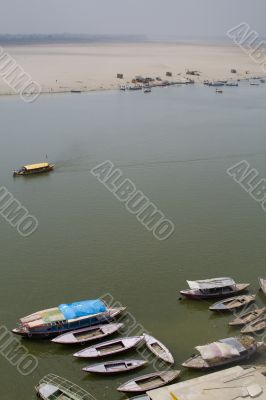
[182,346,257,370]
[180,283,250,299]
[83,359,147,374]
[117,370,180,392]
[12,307,125,339]
[13,165,55,176]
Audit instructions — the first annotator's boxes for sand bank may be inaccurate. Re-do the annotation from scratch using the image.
[0,42,264,95]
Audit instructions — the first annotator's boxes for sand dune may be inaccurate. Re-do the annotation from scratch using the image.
[0,42,264,95]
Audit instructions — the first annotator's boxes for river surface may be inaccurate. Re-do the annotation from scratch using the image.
[0,82,266,399]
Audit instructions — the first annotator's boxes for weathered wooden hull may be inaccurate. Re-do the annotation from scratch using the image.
[117,370,180,392]
[182,346,257,370]
[209,295,255,311]
[73,336,144,358]
[83,359,147,374]
[51,322,123,344]
[229,307,266,326]
[259,278,266,296]
[180,283,250,299]
[144,334,174,364]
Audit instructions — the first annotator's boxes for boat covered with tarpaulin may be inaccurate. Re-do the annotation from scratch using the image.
[12,299,125,338]
[182,336,261,369]
[180,277,250,299]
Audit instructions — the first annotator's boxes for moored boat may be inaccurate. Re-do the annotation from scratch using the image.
[128,396,150,400]
[209,81,225,87]
[144,334,174,364]
[259,277,266,296]
[13,162,55,176]
[73,336,144,358]
[180,277,250,300]
[82,359,147,374]
[241,315,266,334]
[229,307,266,326]
[12,299,125,339]
[117,370,180,392]
[209,294,255,311]
[225,81,238,86]
[35,374,91,399]
[51,322,123,344]
[182,336,261,370]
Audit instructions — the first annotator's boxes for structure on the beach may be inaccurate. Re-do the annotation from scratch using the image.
[147,366,266,399]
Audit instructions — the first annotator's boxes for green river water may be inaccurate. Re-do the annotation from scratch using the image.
[0,82,266,399]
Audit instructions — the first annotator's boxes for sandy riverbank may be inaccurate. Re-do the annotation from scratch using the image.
[0,42,264,95]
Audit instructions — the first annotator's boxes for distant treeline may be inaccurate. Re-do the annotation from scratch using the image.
[0,34,147,45]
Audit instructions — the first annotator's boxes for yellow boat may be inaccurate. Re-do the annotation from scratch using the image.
[13,162,55,176]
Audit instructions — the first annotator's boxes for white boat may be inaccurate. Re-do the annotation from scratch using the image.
[144,334,174,364]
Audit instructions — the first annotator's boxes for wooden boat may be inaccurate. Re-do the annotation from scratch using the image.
[226,81,239,86]
[241,315,266,333]
[12,298,125,339]
[180,277,250,300]
[229,307,266,326]
[209,81,225,87]
[117,370,180,393]
[13,162,55,176]
[259,278,266,296]
[82,359,147,374]
[209,294,255,311]
[182,336,261,370]
[35,374,91,399]
[128,396,150,400]
[216,89,223,93]
[73,336,144,358]
[144,334,174,364]
[51,322,123,344]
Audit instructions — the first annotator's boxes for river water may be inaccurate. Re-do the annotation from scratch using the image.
[0,82,266,399]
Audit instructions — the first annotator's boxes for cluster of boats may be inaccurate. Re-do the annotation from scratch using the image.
[13,299,178,398]
[14,277,266,399]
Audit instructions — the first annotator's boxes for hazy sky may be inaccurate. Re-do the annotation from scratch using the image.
[1,0,266,37]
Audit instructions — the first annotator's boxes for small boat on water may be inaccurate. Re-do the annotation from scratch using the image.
[143,87,152,93]
[83,359,147,374]
[117,370,180,393]
[216,88,223,93]
[13,162,55,176]
[250,81,260,86]
[241,315,266,334]
[180,277,250,300]
[73,336,144,358]
[226,81,239,86]
[182,336,261,370]
[259,278,266,296]
[35,374,91,400]
[209,294,255,311]
[229,307,266,326]
[128,85,142,91]
[51,322,123,344]
[144,334,174,364]
[209,81,225,87]
[12,299,125,339]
